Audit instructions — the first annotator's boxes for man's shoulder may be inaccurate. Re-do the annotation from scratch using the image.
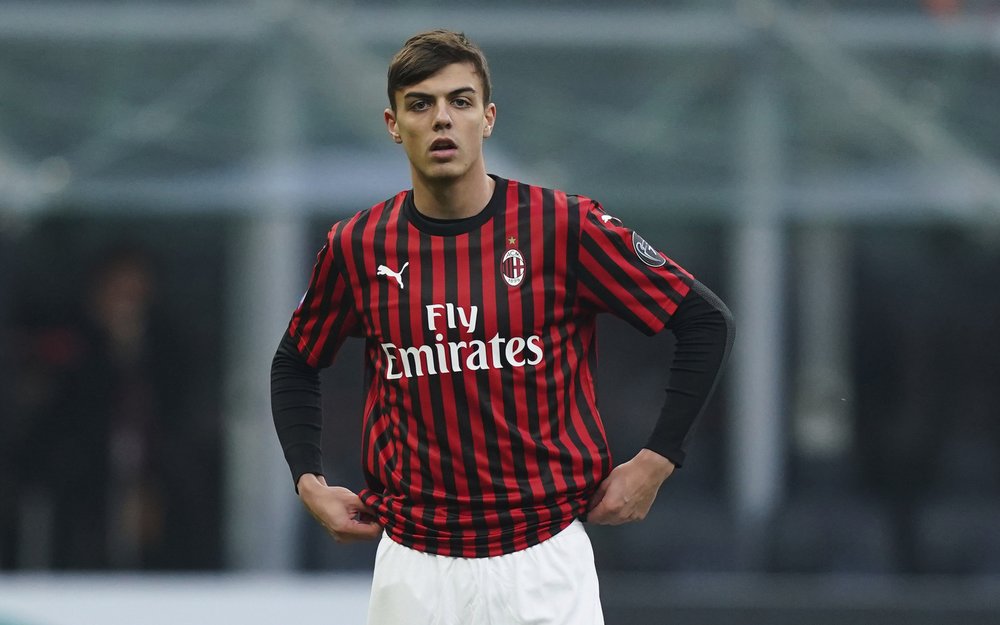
[328,189,410,238]
[502,177,597,211]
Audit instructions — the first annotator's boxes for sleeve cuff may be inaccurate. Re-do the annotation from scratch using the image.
[641,443,686,469]
[283,443,324,492]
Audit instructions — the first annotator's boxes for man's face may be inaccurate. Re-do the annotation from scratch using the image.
[385,62,496,184]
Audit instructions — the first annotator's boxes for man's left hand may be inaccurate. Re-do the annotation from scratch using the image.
[586,448,675,525]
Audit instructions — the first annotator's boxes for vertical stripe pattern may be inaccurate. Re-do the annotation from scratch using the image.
[286,178,693,557]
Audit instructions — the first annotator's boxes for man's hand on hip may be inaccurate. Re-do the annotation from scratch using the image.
[297,474,383,542]
[586,448,675,525]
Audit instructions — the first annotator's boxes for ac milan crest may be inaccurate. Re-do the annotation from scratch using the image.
[501,248,526,287]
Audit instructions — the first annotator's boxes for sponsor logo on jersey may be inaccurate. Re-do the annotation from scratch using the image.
[632,231,666,268]
[600,213,623,227]
[501,248,525,287]
[377,262,409,289]
[380,303,543,379]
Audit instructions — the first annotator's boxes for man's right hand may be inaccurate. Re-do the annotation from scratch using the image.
[296,474,383,543]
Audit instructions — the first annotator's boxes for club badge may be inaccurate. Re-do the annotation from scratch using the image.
[502,245,526,287]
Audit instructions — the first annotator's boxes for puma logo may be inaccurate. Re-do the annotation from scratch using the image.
[377,262,409,289]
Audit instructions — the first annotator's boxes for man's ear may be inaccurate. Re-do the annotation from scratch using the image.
[483,102,497,139]
[385,108,402,143]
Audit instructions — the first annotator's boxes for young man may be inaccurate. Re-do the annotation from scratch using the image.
[271,29,734,625]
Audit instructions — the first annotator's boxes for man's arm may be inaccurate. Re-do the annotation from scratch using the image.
[271,331,325,486]
[271,331,382,541]
[587,281,734,525]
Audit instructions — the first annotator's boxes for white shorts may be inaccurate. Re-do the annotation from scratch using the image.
[366,519,604,625]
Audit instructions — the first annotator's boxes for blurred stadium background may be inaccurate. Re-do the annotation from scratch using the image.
[2,0,1000,623]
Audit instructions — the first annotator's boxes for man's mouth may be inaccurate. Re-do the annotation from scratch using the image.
[430,138,458,155]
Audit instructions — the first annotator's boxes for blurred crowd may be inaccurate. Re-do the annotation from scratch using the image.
[1,224,223,571]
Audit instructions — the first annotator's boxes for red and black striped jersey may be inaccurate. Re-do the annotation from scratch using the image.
[287,175,693,557]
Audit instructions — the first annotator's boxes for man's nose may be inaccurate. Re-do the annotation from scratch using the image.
[432,102,453,130]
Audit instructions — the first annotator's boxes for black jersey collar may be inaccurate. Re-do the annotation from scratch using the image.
[403,174,506,236]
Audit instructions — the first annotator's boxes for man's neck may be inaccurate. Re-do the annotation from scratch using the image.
[411,169,495,220]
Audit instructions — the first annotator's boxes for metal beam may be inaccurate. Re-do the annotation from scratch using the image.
[0,2,269,43]
[791,226,853,467]
[729,35,786,568]
[50,162,987,222]
[222,40,305,572]
[773,7,1000,214]
[0,3,998,52]
[344,7,749,49]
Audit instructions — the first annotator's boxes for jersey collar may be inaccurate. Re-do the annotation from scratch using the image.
[403,174,507,236]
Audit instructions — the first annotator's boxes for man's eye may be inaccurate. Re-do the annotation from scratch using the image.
[410,101,429,111]
[453,98,472,108]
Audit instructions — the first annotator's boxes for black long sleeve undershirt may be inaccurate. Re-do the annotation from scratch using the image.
[270,280,734,487]
[270,334,324,489]
[644,280,735,467]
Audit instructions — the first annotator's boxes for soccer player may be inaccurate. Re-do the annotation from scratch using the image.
[271,29,734,625]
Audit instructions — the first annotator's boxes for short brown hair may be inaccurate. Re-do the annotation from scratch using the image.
[387,30,492,111]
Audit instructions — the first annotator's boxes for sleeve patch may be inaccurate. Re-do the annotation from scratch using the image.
[632,231,666,268]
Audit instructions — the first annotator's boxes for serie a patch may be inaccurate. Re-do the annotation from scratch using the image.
[632,231,666,268]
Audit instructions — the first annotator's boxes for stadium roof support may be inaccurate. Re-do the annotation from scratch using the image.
[1,3,999,52]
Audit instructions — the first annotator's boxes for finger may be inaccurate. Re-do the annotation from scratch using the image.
[329,515,383,542]
[591,486,635,525]
[341,520,384,542]
[587,480,610,511]
[587,501,617,525]
[350,509,379,524]
[358,522,384,539]
[586,506,606,524]
[348,498,380,523]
